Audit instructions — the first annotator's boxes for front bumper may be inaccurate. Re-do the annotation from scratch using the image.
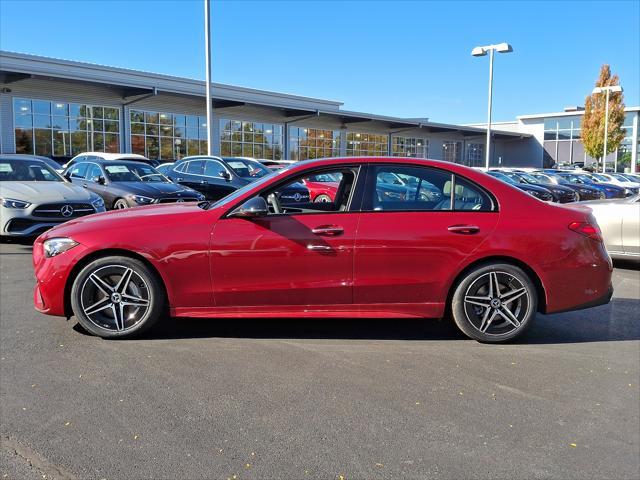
[2,203,102,237]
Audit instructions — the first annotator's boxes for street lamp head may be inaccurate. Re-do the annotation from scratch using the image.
[592,85,623,94]
[610,85,623,93]
[471,46,487,57]
[592,87,603,94]
[495,43,513,53]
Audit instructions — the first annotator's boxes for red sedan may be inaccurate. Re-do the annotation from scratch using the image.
[302,172,340,202]
[33,157,613,342]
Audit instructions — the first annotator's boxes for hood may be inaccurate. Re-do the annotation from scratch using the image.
[42,202,207,239]
[0,181,95,203]
[111,181,198,197]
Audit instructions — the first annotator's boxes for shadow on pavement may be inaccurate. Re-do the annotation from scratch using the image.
[76,296,639,344]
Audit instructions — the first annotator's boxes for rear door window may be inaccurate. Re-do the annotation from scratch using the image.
[68,163,88,179]
[185,160,204,175]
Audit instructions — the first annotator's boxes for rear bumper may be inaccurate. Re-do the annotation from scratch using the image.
[550,283,613,314]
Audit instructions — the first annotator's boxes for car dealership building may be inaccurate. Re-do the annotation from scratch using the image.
[0,51,637,171]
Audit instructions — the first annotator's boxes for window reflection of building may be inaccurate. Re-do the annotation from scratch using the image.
[465,143,484,167]
[346,132,387,156]
[13,98,120,156]
[130,110,207,161]
[289,127,340,161]
[392,137,427,157]
[543,115,582,166]
[220,119,283,160]
[442,141,462,162]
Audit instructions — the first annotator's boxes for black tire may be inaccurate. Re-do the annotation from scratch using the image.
[450,263,537,343]
[113,199,129,210]
[314,194,332,203]
[70,255,165,339]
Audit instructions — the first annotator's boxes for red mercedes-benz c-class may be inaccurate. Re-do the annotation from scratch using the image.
[33,157,613,342]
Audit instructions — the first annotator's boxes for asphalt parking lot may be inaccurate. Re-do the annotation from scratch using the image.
[1,241,638,480]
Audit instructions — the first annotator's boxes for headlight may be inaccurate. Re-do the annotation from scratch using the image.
[128,195,154,205]
[1,198,31,209]
[196,193,206,201]
[579,189,591,194]
[43,237,79,258]
[551,189,564,195]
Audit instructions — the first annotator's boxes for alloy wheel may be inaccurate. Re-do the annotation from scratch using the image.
[79,265,151,332]
[463,271,531,336]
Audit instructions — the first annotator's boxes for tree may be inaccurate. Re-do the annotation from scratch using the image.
[581,65,626,167]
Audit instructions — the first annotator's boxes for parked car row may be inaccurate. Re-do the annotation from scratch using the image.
[486,168,640,202]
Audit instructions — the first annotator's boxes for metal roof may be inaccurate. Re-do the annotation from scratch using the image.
[0,50,529,139]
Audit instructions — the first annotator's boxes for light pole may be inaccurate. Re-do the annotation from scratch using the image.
[471,43,513,170]
[204,0,214,156]
[592,85,623,172]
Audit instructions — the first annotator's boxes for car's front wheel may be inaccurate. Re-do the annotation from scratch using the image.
[113,199,129,210]
[314,194,332,203]
[70,256,165,338]
[450,263,537,343]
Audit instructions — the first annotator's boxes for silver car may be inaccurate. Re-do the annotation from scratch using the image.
[582,194,640,261]
[0,155,106,237]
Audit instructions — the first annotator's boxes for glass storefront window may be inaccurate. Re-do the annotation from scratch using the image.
[220,119,283,160]
[345,132,387,156]
[289,127,341,161]
[442,141,462,163]
[13,98,120,157]
[465,143,484,167]
[130,109,205,160]
[392,136,428,158]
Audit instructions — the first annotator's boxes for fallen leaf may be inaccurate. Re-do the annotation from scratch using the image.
[64,422,70,426]
[570,443,577,448]
[250,452,255,456]
[134,435,139,440]
[415,402,420,405]
[375,463,384,468]
[459,392,464,396]
[245,463,251,468]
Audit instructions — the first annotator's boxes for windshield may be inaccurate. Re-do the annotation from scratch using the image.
[104,164,168,183]
[530,173,554,184]
[223,158,270,179]
[0,159,64,182]
[612,173,631,182]
[208,166,285,209]
[488,171,518,185]
[517,173,540,184]
[591,173,610,182]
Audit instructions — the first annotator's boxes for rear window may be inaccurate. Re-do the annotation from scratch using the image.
[0,159,63,182]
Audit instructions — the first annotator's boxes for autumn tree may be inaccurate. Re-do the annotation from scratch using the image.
[581,65,626,168]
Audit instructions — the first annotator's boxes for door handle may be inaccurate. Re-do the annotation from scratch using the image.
[176,177,183,182]
[82,183,88,188]
[311,225,344,236]
[448,224,480,234]
[307,244,333,252]
[200,180,208,184]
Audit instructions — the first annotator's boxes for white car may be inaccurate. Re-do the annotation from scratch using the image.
[591,173,640,194]
[0,155,105,237]
[583,195,640,261]
[61,152,159,172]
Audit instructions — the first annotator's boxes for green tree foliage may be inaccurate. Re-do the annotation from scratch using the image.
[582,65,626,160]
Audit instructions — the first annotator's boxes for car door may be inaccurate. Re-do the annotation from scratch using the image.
[210,167,361,307]
[202,159,237,200]
[353,164,499,313]
[622,198,640,256]
[171,160,205,195]
[66,162,89,185]
[82,163,108,200]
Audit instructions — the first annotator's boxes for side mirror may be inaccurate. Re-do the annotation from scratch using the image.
[229,196,268,218]
[96,175,106,185]
[219,171,231,181]
[64,172,72,180]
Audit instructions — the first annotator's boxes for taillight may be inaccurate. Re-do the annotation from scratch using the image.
[568,221,602,242]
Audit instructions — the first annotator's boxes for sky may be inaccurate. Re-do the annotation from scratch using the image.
[0,0,638,124]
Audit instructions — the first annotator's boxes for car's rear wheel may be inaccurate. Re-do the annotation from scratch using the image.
[314,194,332,203]
[113,199,129,209]
[451,263,537,343]
[70,256,165,339]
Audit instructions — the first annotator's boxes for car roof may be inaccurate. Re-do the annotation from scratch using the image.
[0,154,51,163]
[73,158,154,167]
[72,152,151,161]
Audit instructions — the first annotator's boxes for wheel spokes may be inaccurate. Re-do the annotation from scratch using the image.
[84,296,111,316]
[480,310,499,333]
[121,293,149,308]
[498,306,521,328]
[501,287,527,304]
[464,295,491,308]
[90,274,114,295]
[114,268,133,294]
